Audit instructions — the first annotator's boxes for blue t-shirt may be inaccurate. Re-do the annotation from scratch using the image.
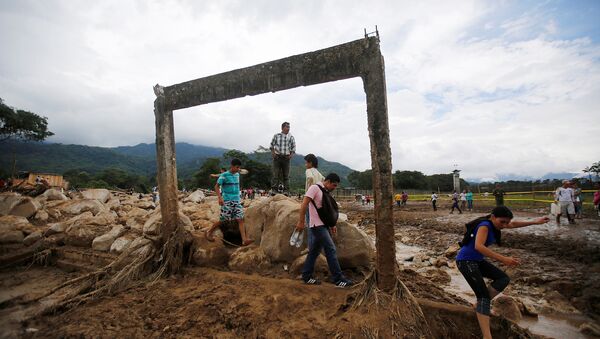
[217,171,240,202]
[456,220,496,261]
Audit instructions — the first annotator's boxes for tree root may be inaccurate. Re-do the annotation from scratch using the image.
[27,226,191,316]
[336,269,433,338]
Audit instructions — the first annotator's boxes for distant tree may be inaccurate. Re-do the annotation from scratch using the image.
[193,157,222,189]
[0,98,54,142]
[242,159,271,188]
[348,169,373,189]
[393,170,428,190]
[222,149,249,164]
[63,169,92,189]
[586,161,600,181]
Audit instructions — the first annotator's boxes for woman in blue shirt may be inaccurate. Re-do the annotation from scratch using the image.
[456,206,548,339]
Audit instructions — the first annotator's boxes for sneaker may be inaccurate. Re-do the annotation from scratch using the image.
[303,277,321,285]
[334,279,354,288]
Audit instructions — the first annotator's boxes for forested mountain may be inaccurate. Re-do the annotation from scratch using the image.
[0,140,354,188]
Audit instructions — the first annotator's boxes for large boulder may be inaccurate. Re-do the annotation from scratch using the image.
[81,189,111,203]
[125,207,152,231]
[334,220,375,268]
[136,200,155,210]
[8,197,41,218]
[493,295,522,322]
[59,199,106,215]
[191,231,230,268]
[184,190,205,203]
[0,230,24,244]
[105,198,121,211]
[34,210,49,222]
[245,195,375,268]
[228,246,270,272]
[244,195,303,262]
[45,222,69,236]
[92,225,127,252]
[0,192,22,216]
[0,215,35,233]
[110,234,136,254]
[143,210,193,239]
[41,189,68,201]
[65,223,110,247]
[23,231,43,246]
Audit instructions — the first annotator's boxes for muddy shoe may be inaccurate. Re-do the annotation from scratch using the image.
[303,277,321,285]
[334,279,354,288]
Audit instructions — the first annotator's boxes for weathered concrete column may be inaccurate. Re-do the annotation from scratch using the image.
[362,44,397,292]
[154,96,180,242]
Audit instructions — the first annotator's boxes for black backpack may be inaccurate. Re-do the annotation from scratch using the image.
[310,184,339,227]
[458,215,502,247]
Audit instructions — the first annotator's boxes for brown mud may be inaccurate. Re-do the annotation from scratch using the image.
[1,200,598,338]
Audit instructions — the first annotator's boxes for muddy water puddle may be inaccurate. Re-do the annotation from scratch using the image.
[519,314,591,339]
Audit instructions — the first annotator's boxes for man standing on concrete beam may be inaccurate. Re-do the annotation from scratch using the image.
[270,121,295,195]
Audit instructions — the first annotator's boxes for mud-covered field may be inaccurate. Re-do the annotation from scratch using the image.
[1,199,599,338]
[346,200,600,338]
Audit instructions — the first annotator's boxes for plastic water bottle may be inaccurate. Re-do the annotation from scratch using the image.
[289,228,303,248]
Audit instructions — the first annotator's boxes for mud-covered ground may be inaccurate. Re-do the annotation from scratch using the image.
[1,199,599,338]
[346,200,600,338]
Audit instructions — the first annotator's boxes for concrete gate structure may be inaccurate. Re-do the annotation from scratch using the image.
[153,35,397,291]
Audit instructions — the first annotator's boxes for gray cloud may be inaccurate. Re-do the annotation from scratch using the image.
[1,0,599,180]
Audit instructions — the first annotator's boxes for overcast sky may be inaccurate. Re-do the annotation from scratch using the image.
[1,0,599,181]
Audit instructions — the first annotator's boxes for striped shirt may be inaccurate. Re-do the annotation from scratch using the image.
[270,133,296,156]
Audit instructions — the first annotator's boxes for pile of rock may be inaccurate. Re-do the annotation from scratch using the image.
[1,190,375,278]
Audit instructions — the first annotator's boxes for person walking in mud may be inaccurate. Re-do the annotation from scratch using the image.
[555,180,576,225]
[492,184,505,206]
[456,206,549,339]
[394,192,402,207]
[431,191,438,211]
[460,190,467,210]
[270,121,295,194]
[296,173,354,288]
[450,190,462,214]
[205,158,254,246]
[466,189,474,211]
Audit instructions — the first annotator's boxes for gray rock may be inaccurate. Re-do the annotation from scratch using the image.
[184,190,205,203]
[81,189,111,203]
[9,197,41,218]
[34,210,49,222]
[60,199,106,215]
[41,189,68,201]
[23,231,43,246]
[228,246,270,272]
[110,235,135,254]
[92,225,127,252]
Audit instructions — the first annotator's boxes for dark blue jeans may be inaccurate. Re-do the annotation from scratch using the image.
[302,226,344,282]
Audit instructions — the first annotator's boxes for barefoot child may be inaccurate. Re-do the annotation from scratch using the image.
[206,158,253,246]
[456,206,549,339]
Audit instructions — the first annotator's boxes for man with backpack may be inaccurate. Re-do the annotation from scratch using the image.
[295,173,354,288]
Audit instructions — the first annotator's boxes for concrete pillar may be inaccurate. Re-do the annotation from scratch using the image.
[154,97,180,241]
[363,45,396,292]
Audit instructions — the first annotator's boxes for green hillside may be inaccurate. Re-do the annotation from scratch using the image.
[0,140,354,188]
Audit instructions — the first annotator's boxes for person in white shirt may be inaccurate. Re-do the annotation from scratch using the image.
[431,192,438,211]
[460,190,467,210]
[303,154,325,233]
[555,180,576,225]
